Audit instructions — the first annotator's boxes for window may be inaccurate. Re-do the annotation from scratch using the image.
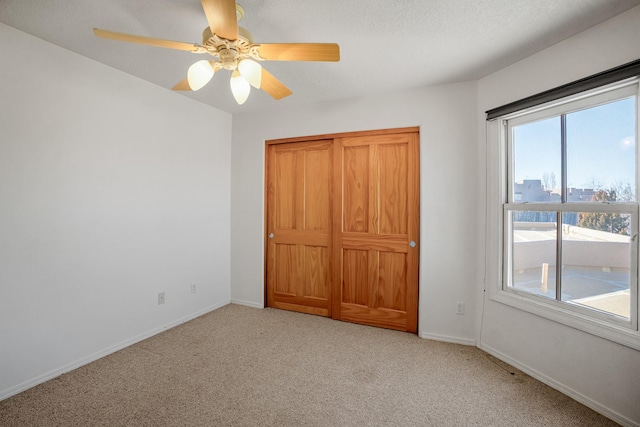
[487,76,640,349]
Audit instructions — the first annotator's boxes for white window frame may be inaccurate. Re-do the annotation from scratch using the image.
[486,78,640,350]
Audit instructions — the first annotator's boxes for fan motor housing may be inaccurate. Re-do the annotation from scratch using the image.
[219,48,239,70]
[202,27,214,45]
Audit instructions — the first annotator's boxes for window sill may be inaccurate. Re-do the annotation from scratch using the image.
[490,288,640,351]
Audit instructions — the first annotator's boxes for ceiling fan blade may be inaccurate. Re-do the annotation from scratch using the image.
[93,28,205,53]
[172,78,192,91]
[255,43,340,62]
[201,0,238,41]
[260,68,292,100]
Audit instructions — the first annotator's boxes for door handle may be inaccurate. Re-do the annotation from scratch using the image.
[269,233,274,239]
[409,240,416,248]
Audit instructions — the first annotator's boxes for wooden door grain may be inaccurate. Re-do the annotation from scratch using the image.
[334,132,419,332]
[266,128,419,332]
[266,140,332,316]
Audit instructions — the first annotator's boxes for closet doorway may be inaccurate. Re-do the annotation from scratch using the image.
[265,127,419,332]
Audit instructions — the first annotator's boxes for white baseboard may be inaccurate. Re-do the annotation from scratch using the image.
[0,300,230,402]
[479,343,637,427]
[420,331,477,346]
[230,298,264,309]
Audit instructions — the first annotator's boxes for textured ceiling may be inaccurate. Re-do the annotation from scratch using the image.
[1,0,639,114]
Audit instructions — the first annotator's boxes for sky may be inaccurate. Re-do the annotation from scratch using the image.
[513,96,636,196]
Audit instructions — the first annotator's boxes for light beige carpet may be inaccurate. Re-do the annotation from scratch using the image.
[0,304,619,426]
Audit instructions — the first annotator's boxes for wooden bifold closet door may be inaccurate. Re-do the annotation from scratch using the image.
[266,128,419,332]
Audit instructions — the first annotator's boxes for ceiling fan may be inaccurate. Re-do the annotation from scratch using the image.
[93,0,340,105]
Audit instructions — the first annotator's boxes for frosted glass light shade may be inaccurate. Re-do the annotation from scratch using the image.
[230,70,250,104]
[187,60,214,91]
[238,59,262,88]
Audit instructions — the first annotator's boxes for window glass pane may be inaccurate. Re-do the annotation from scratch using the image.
[512,117,562,202]
[510,211,556,299]
[561,213,631,319]
[503,85,639,336]
[566,97,636,202]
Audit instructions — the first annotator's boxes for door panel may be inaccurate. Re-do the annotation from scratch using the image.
[343,145,370,233]
[378,252,407,311]
[274,151,295,230]
[305,150,330,231]
[342,249,369,305]
[274,244,297,295]
[304,245,329,299]
[267,141,332,317]
[379,143,408,234]
[335,132,419,332]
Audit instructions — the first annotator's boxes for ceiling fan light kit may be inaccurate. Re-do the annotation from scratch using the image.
[230,69,250,104]
[187,59,215,90]
[238,59,262,88]
[93,0,340,105]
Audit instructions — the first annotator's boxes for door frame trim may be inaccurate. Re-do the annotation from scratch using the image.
[265,127,420,146]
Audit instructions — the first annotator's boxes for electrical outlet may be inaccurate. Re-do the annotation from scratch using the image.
[158,292,165,305]
[191,284,197,294]
[456,301,465,315]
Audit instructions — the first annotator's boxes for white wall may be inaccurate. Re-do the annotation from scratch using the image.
[230,81,478,344]
[0,24,232,399]
[477,6,640,426]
